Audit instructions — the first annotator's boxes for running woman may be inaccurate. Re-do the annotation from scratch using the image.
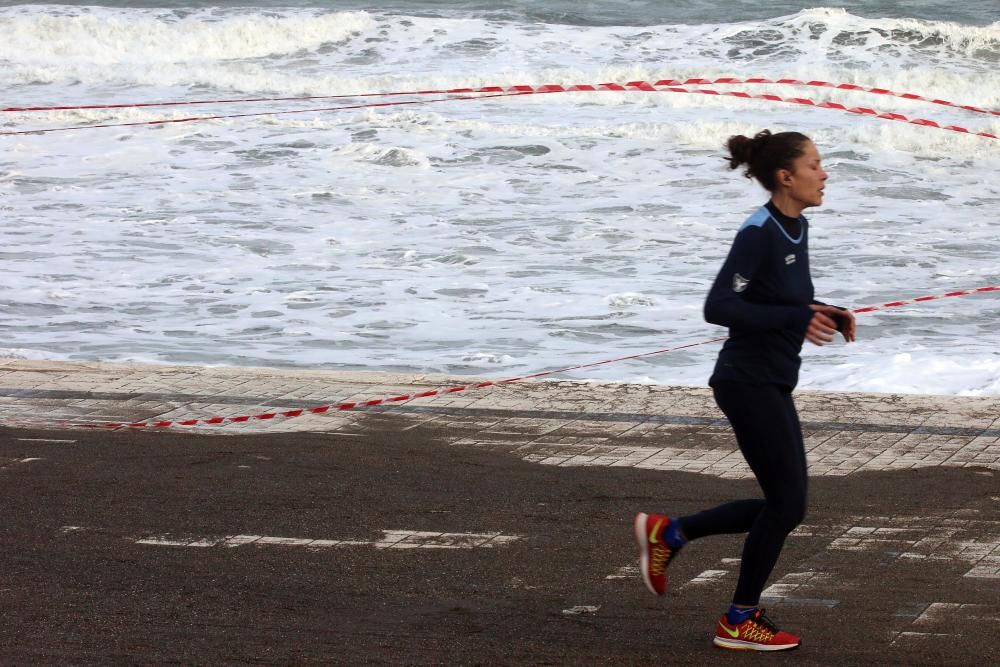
[633,130,856,651]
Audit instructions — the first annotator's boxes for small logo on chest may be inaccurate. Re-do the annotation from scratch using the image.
[732,273,749,293]
[785,253,797,265]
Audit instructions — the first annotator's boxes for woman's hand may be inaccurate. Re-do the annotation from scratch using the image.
[808,304,856,345]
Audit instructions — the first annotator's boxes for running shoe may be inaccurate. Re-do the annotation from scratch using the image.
[633,512,680,595]
[713,608,801,651]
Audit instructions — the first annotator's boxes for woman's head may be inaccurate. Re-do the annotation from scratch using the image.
[726,130,827,210]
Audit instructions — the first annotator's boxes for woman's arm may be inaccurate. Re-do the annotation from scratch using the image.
[704,226,814,332]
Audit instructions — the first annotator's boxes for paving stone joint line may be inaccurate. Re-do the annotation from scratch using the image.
[2,387,998,438]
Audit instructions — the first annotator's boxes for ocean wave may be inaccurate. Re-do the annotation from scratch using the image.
[0,347,70,361]
[723,8,1000,64]
[335,142,430,168]
[1,6,996,78]
[0,7,373,64]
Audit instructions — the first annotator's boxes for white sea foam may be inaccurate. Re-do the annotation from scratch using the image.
[0,8,374,63]
[1,5,998,396]
[606,293,658,308]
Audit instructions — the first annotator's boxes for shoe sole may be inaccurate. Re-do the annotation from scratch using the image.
[713,637,801,651]
[633,512,664,596]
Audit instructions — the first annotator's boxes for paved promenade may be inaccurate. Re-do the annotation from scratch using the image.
[1,359,998,664]
[2,359,998,478]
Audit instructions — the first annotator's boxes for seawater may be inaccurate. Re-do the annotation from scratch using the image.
[1,2,998,395]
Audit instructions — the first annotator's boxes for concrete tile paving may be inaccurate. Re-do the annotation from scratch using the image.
[1,360,998,664]
[2,359,997,479]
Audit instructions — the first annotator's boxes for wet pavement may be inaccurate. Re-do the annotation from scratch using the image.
[0,360,998,664]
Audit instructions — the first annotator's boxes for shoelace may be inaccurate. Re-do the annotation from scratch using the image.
[649,543,670,576]
[753,609,779,633]
[742,609,778,642]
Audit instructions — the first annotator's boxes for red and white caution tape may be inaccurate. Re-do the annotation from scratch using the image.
[2,81,997,140]
[0,90,542,137]
[656,85,997,139]
[9,284,995,431]
[4,76,998,117]
[655,77,1000,117]
[850,285,1000,314]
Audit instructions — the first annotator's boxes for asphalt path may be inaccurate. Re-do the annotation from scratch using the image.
[1,412,998,665]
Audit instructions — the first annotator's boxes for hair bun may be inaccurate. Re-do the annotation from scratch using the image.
[726,134,754,170]
[752,129,773,148]
[727,129,773,170]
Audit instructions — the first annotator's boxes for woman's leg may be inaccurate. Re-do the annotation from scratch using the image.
[677,498,765,541]
[707,382,807,606]
[677,382,799,541]
[635,382,807,601]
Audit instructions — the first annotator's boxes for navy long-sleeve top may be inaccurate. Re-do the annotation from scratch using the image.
[704,201,818,390]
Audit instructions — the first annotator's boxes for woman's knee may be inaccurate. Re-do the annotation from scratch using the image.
[773,495,808,532]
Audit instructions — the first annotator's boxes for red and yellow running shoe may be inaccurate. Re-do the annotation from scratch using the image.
[633,512,680,595]
[713,608,801,651]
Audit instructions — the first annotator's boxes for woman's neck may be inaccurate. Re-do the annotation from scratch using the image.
[770,192,805,219]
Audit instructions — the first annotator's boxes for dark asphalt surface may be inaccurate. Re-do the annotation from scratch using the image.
[1,412,998,665]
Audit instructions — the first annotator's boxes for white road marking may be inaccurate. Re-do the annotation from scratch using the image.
[824,517,1000,579]
[133,529,522,550]
[138,538,201,547]
[15,438,75,443]
[606,558,739,582]
[913,602,1000,626]
[605,564,639,580]
[888,602,1000,646]
[562,605,600,615]
[683,569,730,587]
[890,631,962,646]
[456,425,1000,479]
[760,570,838,607]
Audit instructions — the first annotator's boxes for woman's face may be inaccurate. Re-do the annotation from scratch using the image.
[782,140,828,208]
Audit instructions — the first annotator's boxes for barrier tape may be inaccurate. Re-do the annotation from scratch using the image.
[0,90,541,137]
[655,85,998,139]
[4,77,998,117]
[2,85,997,140]
[850,285,999,314]
[5,284,995,431]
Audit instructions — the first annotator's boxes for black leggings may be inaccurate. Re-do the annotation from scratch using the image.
[677,381,808,606]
